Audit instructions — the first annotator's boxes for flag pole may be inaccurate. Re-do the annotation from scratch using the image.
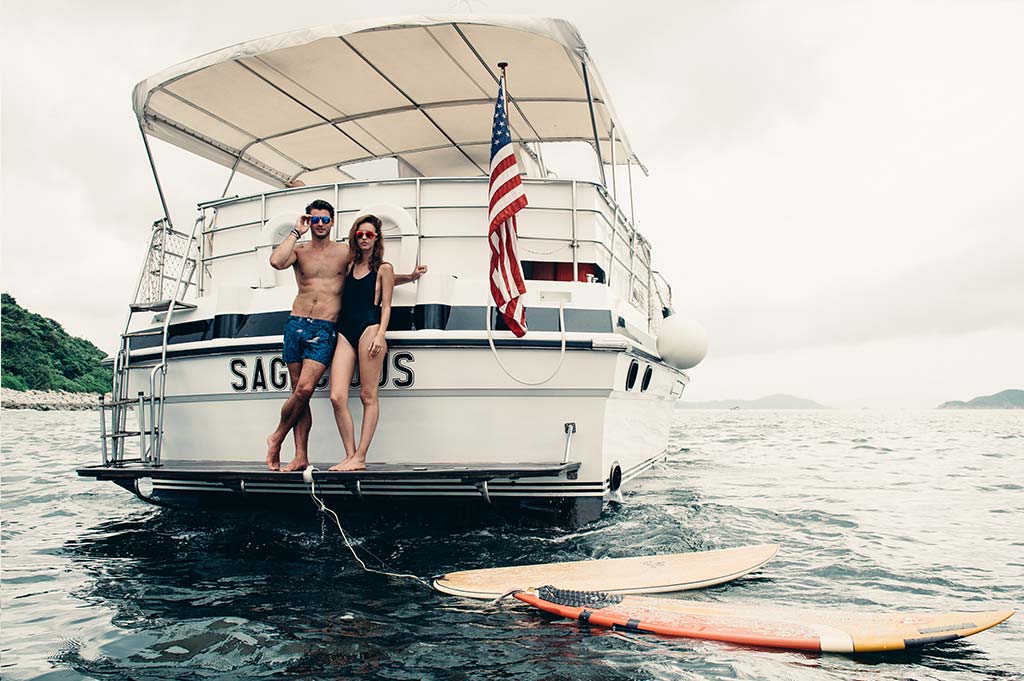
[497,61,508,109]
[498,60,546,175]
[488,60,530,337]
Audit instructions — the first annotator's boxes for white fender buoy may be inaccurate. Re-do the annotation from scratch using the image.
[262,212,299,246]
[657,315,709,370]
[255,212,301,288]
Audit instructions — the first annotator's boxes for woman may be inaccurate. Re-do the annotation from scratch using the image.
[328,214,394,471]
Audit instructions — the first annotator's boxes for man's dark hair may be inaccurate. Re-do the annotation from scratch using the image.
[305,199,335,220]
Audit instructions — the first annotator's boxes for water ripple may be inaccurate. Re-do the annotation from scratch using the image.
[2,409,1022,679]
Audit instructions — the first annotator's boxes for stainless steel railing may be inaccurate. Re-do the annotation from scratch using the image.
[195,176,658,327]
[100,217,201,467]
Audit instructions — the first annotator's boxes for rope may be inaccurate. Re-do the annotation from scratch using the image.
[485,302,567,386]
[303,467,431,589]
[489,589,523,606]
[519,245,567,256]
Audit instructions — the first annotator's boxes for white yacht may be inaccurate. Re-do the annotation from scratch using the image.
[77,16,707,525]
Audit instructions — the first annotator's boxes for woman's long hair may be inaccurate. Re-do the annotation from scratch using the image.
[348,214,384,272]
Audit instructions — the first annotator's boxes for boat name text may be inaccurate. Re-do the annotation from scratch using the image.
[228,353,415,392]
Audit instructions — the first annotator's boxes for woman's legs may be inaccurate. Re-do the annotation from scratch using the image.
[332,324,385,471]
[328,337,358,469]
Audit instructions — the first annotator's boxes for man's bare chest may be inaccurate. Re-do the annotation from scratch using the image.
[295,249,345,280]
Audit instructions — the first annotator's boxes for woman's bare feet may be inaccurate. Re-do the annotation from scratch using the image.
[266,434,282,470]
[329,456,366,471]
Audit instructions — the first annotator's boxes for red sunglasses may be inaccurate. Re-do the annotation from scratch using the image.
[354,230,377,240]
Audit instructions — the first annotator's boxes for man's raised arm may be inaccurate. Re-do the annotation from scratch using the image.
[395,265,428,286]
[269,216,310,270]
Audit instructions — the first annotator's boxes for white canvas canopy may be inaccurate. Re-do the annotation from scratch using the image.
[133,15,642,187]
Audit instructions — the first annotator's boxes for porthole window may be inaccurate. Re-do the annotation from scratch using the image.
[641,366,653,392]
[626,360,639,390]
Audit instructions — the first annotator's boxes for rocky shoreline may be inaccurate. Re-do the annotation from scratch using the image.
[1,388,104,411]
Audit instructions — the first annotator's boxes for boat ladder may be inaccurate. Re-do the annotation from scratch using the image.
[100,216,201,467]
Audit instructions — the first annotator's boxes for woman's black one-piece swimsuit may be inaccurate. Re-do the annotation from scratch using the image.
[337,268,381,349]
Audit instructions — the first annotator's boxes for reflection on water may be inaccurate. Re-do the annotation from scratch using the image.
[2,409,1022,679]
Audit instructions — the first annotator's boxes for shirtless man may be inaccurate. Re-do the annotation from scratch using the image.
[265,199,424,471]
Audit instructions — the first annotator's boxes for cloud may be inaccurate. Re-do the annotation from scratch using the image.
[684,327,1024,408]
[688,227,1024,357]
[625,1,1024,361]
[3,0,1022,405]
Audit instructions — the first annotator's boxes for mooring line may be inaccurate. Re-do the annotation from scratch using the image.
[302,466,432,589]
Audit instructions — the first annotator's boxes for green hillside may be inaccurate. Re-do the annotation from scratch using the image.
[938,389,1024,409]
[1,293,112,393]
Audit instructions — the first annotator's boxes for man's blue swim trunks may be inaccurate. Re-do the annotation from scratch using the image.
[282,316,337,366]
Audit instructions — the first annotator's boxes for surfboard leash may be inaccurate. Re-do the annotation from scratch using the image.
[302,466,432,589]
[489,589,524,606]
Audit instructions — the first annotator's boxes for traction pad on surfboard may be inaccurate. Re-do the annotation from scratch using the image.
[536,586,623,609]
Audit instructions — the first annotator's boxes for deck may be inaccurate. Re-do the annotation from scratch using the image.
[77,460,581,501]
[77,459,601,523]
[77,460,580,483]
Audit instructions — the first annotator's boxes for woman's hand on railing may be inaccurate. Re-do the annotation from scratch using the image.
[395,265,427,286]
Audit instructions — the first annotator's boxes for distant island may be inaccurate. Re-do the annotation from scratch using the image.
[1,293,111,393]
[937,389,1024,409]
[678,394,827,409]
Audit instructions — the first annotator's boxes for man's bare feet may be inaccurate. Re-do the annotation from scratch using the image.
[329,456,366,471]
[266,434,282,471]
[282,456,309,472]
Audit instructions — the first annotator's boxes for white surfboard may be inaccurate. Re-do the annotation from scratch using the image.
[432,544,778,599]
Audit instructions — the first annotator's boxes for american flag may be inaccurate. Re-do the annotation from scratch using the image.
[488,75,528,337]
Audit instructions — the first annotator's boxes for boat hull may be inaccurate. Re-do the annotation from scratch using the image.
[94,340,685,525]
[133,480,609,527]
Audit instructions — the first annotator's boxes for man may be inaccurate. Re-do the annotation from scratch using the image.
[265,199,425,471]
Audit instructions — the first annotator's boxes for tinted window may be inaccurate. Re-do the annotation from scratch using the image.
[445,306,487,330]
[236,311,289,337]
[565,309,612,333]
[524,307,560,331]
[626,361,639,390]
[641,365,653,392]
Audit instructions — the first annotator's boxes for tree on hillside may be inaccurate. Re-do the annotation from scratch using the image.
[1,293,112,392]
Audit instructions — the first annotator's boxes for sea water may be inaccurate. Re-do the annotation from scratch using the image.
[2,408,1021,680]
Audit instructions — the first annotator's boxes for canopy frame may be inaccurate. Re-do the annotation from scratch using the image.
[133,16,647,189]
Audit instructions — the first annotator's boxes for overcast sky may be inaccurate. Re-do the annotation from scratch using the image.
[3,1,1022,407]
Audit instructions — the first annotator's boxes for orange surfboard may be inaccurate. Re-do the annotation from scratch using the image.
[515,587,1014,653]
